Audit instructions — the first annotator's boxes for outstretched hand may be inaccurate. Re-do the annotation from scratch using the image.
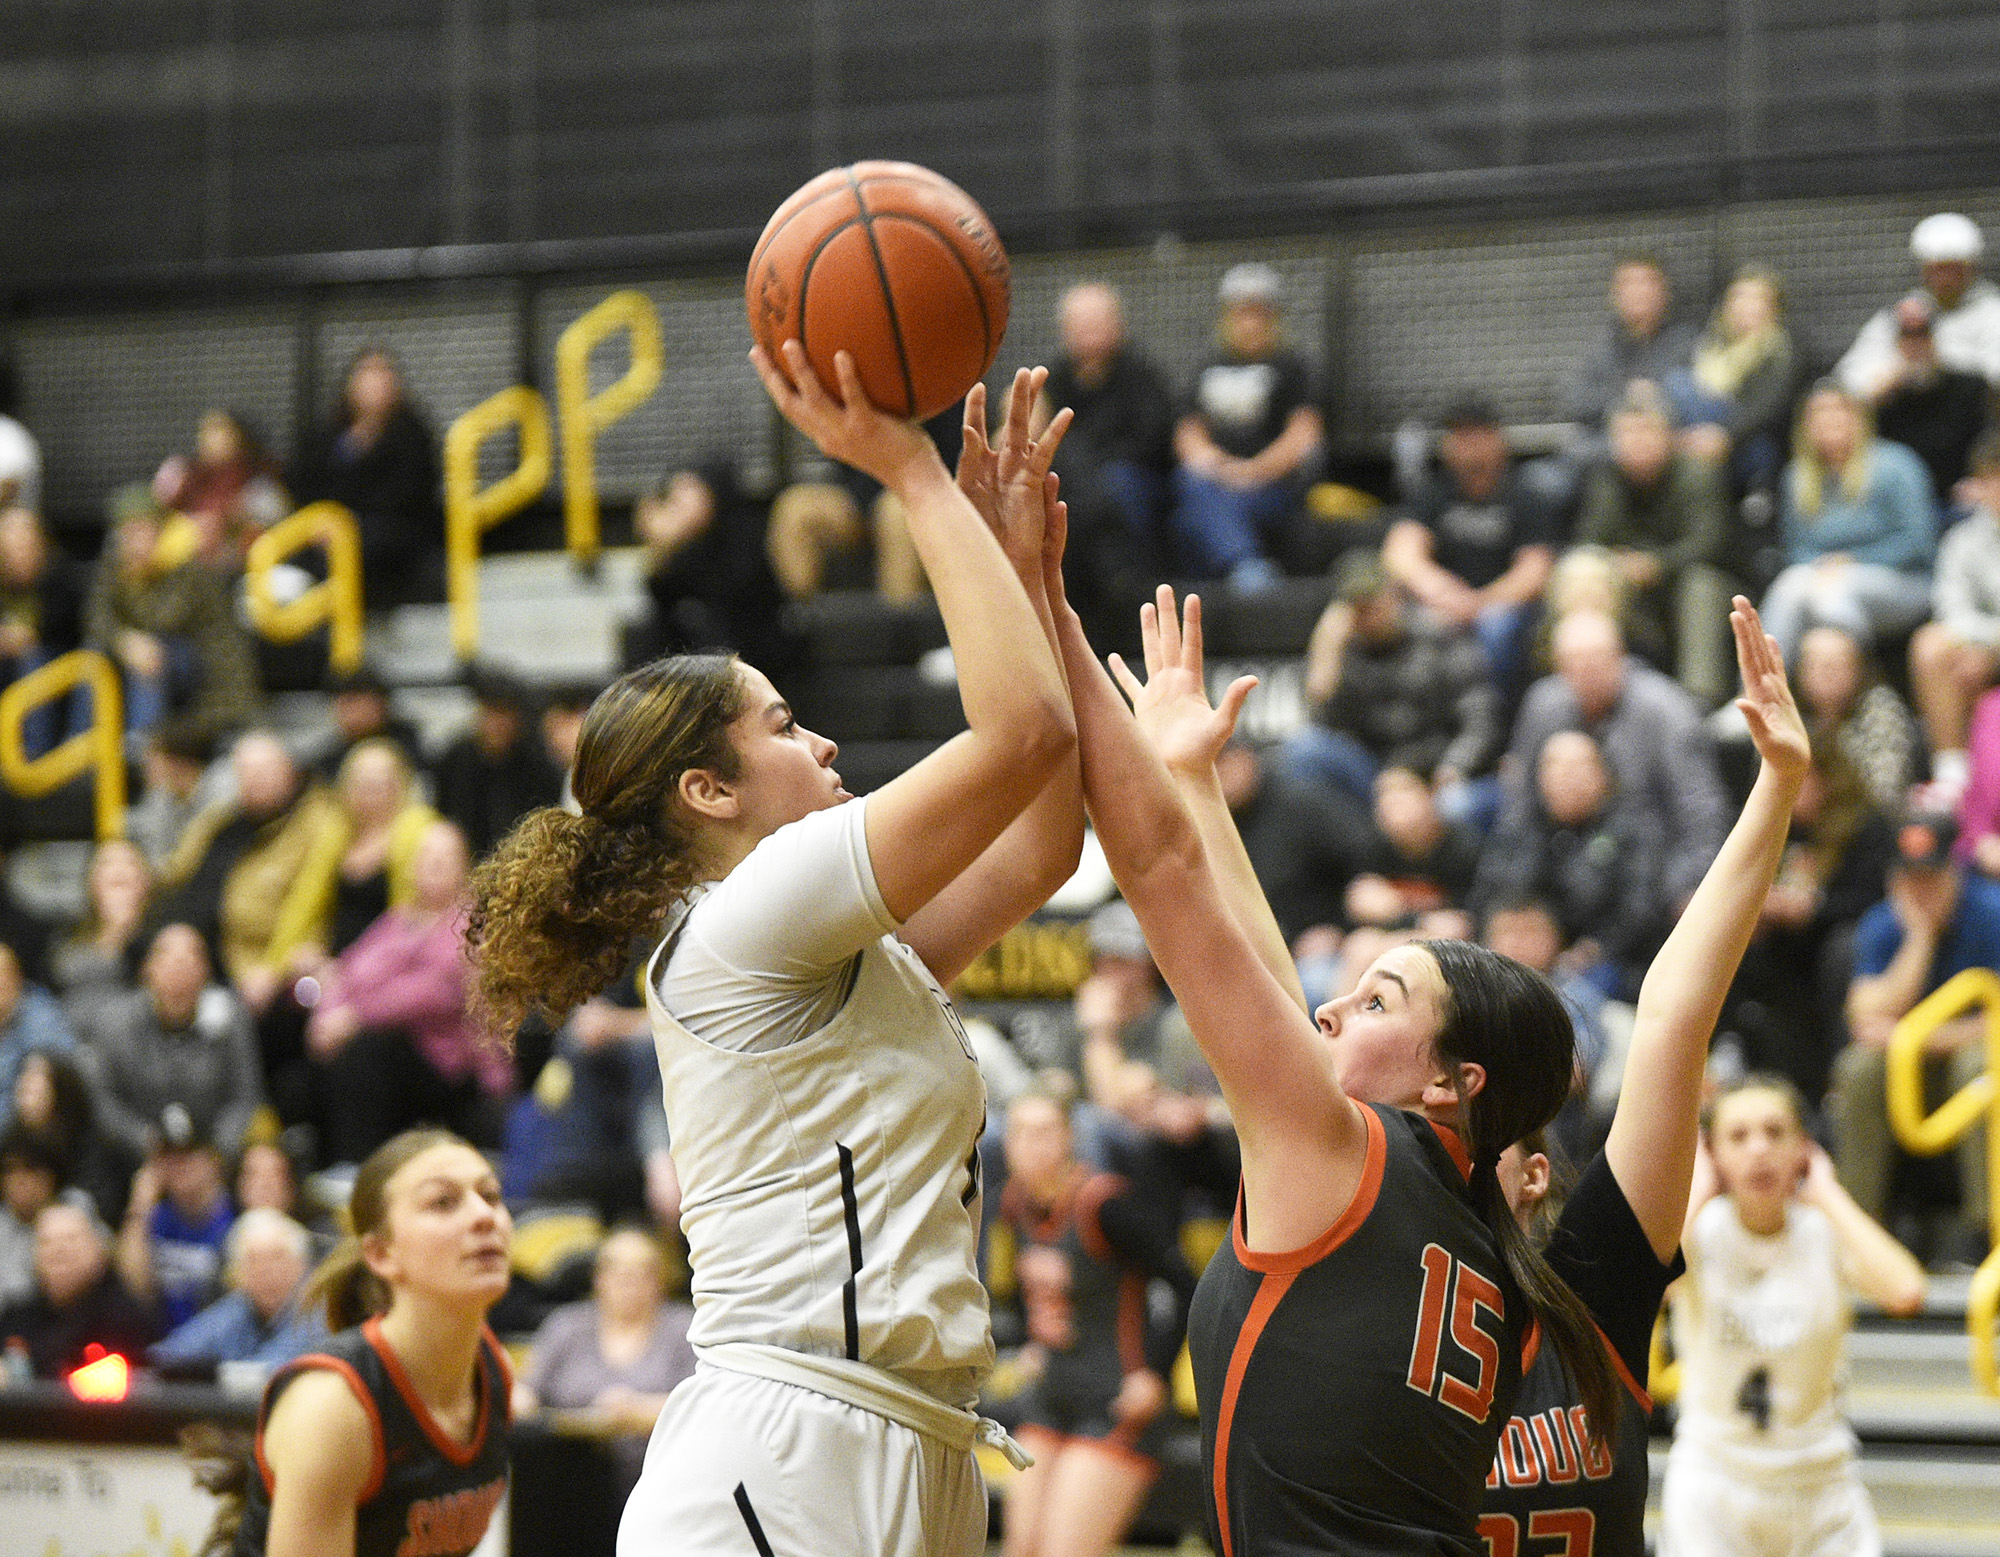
[957,369,1073,576]
[748,342,940,491]
[1729,595,1810,784]
[1108,586,1257,777]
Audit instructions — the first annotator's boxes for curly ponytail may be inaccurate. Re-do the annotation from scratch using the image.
[467,654,744,1037]
[1418,939,1624,1452]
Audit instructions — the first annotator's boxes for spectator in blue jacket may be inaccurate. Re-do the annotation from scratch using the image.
[149,1208,325,1377]
[0,942,74,1135]
[1760,381,1939,657]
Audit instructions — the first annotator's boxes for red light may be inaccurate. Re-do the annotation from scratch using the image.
[67,1345,129,1402]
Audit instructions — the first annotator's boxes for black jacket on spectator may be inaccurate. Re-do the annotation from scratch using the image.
[1475,802,1665,971]
[1355,823,1483,914]
[0,1271,161,1377]
[434,730,564,858]
[1049,351,1177,475]
[1233,767,1369,940]
[288,407,444,605]
[0,553,86,663]
[1317,609,1501,779]
[625,463,796,678]
[1874,367,1992,506]
[1405,469,1560,589]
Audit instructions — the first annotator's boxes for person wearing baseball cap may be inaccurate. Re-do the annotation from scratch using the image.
[1170,262,1325,589]
[1830,802,2000,1260]
[1837,211,2000,400]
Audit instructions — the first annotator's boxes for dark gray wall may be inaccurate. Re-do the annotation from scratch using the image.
[5,1,2000,283]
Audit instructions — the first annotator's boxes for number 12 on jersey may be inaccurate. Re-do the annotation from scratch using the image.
[1405,1242,1505,1423]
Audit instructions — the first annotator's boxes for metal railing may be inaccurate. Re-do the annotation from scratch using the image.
[556,289,662,568]
[244,502,365,674]
[445,383,553,661]
[0,650,125,840]
[1886,967,2000,1394]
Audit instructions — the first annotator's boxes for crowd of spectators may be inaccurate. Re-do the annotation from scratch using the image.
[0,209,1990,1454]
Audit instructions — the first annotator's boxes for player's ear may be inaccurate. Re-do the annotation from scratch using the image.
[1521,1151,1552,1208]
[678,765,738,821]
[1420,1060,1485,1113]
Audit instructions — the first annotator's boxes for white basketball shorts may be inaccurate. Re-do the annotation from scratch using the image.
[1659,1439,1881,1557]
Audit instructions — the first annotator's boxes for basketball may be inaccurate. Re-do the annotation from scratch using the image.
[746,161,1011,422]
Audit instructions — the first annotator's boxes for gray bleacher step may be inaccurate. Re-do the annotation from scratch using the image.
[1849,1330,1987,1393]
[1847,1384,2000,1445]
[1860,1273,1976,1327]
[371,548,649,687]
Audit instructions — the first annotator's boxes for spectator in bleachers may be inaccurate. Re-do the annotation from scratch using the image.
[1957,686,2000,878]
[1342,767,1481,931]
[49,840,150,1022]
[303,666,425,780]
[1170,263,1324,588]
[1674,265,1800,497]
[1286,552,1501,822]
[0,405,38,512]
[623,462,795,677]
[1831,806,1997,1258]
[1478,895,1608,1159]
[233,1141,301,1219]
[265,738,439,985]
[1475,731,1664,997]
[1726,741,1892,1104]
[1574,383,1734,704]
[1383,392,1556,688]
[763,405,961,605]
[1795,624,1921,813]
[114,1108,234,1330]
[150,409,289,572]
[0,1200,159,1378]
[1759,381,1937,659]
[149,1207,324,1375]
[1837,212,2000,399]
[10,1051,129,1226]
[1040,283,1177,640]
[1911,433,2000,800]
[1868,294,1993,511]
[75,923,261,1164]
[515,1228,695,1488]
[0,942,74,1134]
[1215,738,1368,943]
[0,507,87,748]
[1498,609,1729,910]
[538,679,595,793]
[127,718,216,871]
[434,666,564,858]
[0,1128,70,1309]
[306,819,509,1163]
[85,495,261,741]
[1564,254,1700,443]
[153,733,343,1071]
[288,347,444,606]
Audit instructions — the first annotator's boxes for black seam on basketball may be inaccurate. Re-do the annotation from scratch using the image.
[844,169,919,416]
[733,1483,777,1557]
[793,215,862,373]
[869,210,996,365]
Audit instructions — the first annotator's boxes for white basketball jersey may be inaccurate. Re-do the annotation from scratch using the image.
[648,923,994,1408]
[1670,1195,1856,1479]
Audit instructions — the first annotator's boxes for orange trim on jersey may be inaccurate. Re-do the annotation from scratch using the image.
[1116,1271,1148,1374]
[1210,1271,1296,1557]
[1232,1103,1387,1275]
[1597,1319,1652,1412]
[1425,1117,1474,1182]
[253,1354,387,1504]
[363,1317,492,1467]
[1521,1317,1542,1375]
[1074,1173,1127,1264]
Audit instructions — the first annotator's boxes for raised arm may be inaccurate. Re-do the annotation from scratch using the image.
[1108,587,1307,1014]
[1048,570,1364,1245]
[750,346,1075,927]
[899,376,1085,983]
[1606,597,1809,1260]
[1800,1144,1927,1316]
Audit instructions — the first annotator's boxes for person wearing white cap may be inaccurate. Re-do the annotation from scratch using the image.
[1836,212,2000,399]
[1170,263,1324,589]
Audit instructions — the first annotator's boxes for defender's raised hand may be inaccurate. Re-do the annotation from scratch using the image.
[957,367,1072,575]
[1729,595,1810,784]
[1108,586,1257,778]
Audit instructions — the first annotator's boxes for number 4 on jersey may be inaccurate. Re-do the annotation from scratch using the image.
[1405,1242,1505,1423]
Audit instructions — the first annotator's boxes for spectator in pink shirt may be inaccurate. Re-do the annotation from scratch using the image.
[1955,685,2000,878]
[305,820,510,1163]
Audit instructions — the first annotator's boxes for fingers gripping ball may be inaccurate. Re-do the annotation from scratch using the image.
[747,162,1011,422]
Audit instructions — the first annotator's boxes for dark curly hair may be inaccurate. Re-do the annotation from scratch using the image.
[467,654,743,1037]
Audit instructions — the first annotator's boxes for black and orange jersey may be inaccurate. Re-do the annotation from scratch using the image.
[235,1317,512,1557]
[1479,1154,1680,1557]
[1190,1103,1530,1557]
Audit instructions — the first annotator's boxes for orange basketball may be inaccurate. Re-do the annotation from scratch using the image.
[747,161,1011,423]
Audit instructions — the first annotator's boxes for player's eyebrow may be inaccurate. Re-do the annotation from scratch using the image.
[765,699,792,723]
[1374,970,1409,999]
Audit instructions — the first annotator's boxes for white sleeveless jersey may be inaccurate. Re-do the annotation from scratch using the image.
[647,914,994,1408]
[1670,1195,1856,1479]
